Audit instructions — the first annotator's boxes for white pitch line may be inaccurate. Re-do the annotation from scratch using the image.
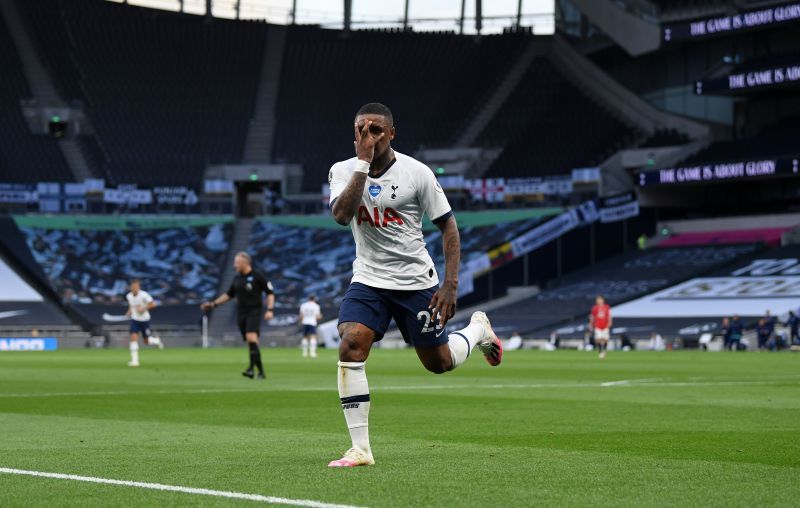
[0,379,793,399]
[0,467,365,508]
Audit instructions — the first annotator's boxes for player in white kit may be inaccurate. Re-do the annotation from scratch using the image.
[326,103,503,468]
[125,279,162,367]
[299,295,322,358]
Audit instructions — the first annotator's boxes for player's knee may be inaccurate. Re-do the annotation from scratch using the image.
[339,337,367,362]
[423,358,452,374]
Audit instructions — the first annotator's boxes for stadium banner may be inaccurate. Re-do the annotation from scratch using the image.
[204,179,235,194]
[571,167,600,183]
[510,209,581,257]
[153,186,199,206]
[0,338,58,351]
[613,248,800,318]
[696,61,800,95]
[103,185,152,205]
[0,183,38,203]
[662,2,800,43]
[598,191,639,223]
[637,157,800,187]
[13,215,233,230]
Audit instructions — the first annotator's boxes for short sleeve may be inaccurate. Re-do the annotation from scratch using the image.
[143,292,154,304]
[258,271,275,295]
[419,168,452,223]
[226,283,236,298]
[328,163,350,206]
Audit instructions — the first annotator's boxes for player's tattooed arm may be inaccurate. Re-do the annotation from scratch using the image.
[331,171,368,225]
[429,215,460,327]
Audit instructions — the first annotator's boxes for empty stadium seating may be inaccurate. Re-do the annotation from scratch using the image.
[19,221,232,305]
[18,0,266,188]
[0,10,72,183]
[273,26,531,191]
[247,213,548,318]
[487,244,761,334]
[478,58,636,178]
[681,116,800,165]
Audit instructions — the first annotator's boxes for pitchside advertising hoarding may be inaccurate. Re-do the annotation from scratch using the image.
[638,157,799,187]
[662,2,800,43]
[0,338,58,351]
[613,247,800,318]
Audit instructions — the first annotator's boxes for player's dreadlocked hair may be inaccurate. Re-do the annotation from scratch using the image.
[355,102,393,125]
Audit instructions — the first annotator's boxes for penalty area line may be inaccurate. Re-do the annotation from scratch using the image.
[0,467,366,508]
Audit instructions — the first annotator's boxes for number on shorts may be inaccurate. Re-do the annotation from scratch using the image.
[417,310,434,333]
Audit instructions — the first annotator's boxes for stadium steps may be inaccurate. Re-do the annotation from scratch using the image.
[58,138,94,181]
[455,38,544,149]
[567,0,660,56]
[243,26,287,163]
[0,0,61,107]
[1,0,93,182]
[550,35,709,141]
[207,217,255,344]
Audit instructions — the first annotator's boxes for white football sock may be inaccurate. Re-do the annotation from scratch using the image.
[301,338,309,356]
[337,361,371,454]
[310,337,317,357]
[447,322,485,369]
[129,341,139,363]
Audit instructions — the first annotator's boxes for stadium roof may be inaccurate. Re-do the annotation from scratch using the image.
[107,0,555,34]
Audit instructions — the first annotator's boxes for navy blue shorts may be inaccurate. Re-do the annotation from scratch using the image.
[303,324,317,336]
[129,320,151,338]
[338,282,447,348]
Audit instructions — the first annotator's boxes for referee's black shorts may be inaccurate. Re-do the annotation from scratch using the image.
[237,306,263,340]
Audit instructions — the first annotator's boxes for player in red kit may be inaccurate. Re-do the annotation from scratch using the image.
[589,295,612,359]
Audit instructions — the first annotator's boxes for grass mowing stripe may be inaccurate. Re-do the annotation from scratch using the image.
[0,467,365,508]
[0,379,794,399]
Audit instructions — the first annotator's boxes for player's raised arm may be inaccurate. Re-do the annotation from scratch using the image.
[330,121,384,225]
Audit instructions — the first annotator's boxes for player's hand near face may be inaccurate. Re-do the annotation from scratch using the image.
[429,281,457,328]
[354,120,384,163]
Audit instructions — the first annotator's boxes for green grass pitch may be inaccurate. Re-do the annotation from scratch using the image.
[0,347,798,507]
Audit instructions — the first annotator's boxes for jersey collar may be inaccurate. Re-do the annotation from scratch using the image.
[368,156,397,179]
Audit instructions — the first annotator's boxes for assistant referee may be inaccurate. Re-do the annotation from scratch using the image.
[201,252,275,379]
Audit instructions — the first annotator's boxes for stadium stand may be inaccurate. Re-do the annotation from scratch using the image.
[638,128,690,148]
[17,219,232,306]
[247,213,549,318]
[0,9,72,183]
[486,244,761,335]
[18,0,267,188]
[272,26,531,190]
[681,115,800,166]
[478,58,636,178]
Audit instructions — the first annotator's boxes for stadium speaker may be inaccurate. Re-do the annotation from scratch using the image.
[49,116,68,138]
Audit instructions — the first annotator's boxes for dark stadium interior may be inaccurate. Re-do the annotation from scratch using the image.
[0,0,797,350]
[0,10,72,183]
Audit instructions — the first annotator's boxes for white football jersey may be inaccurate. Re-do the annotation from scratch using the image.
[329,151,452,290]
[126,290,154,322]
[299,300,321,325]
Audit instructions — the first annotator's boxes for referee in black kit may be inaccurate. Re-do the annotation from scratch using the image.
[202,252,275,379]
